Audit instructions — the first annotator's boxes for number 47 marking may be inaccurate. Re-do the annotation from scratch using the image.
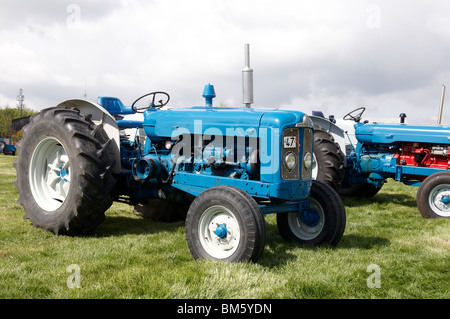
[284,136,297,148]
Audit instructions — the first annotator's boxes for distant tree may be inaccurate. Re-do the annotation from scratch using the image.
[0,106,36,138]
[11,130,22,144]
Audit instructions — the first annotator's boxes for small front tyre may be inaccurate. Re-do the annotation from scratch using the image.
[185,185,266,262]
[277,180,346,246]
[417,171,450,218]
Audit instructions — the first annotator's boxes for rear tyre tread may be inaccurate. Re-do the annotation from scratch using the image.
[313,124,345,191]
[14,106,116,235]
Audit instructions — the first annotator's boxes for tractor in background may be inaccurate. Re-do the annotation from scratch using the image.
[310,107,450,219]
[0,138,16,156]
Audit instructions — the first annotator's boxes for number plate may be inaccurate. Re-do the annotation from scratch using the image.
[283,136,297,148]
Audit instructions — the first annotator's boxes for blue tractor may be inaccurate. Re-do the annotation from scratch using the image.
[0,138,16,156]
[13,85,346,262]
[311,107,450,219]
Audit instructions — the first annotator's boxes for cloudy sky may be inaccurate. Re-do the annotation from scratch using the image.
[1,0,450,124]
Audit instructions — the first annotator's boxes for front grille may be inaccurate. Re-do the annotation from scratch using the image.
[301,127,313,179]
[281,128,299,180]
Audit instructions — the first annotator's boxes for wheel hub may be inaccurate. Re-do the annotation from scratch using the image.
[431,187,450,214]
[214,224,228,239]
[208,218,235,245]
[58,166,69,182]
[299,209,320,227]
[199,205,241,259]
[440,195,450,205]
[287,197,325,241]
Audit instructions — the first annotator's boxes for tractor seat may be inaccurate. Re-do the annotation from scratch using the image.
[98,97,134,116]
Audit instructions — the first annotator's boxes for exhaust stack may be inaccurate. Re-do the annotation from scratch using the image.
[242,43,254,108]
[437,84,446,124]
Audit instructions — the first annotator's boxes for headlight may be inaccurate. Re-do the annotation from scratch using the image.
[284,152,296,171]
[303,152,312,170]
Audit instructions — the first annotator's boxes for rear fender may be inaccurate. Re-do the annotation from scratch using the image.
[310,115,346,153]
[57,99,121,174]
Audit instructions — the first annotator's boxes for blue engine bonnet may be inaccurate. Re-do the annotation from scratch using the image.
[355,123,450,144]
[142,106,308,140]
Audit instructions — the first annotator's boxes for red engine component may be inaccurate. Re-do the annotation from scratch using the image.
[394,142,450,173]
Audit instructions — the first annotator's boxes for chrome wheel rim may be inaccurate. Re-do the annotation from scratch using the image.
[29,137,71,212]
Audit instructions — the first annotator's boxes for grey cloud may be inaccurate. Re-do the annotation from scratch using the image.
[2,0,450,125]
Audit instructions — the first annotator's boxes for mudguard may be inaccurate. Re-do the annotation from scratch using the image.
[310,115,346,153]
[57,99,121,174]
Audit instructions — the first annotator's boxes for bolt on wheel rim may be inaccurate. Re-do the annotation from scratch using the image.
[429,184,450,217]
[288,197,324,240]
[198,205,241,259]
[29,137,71,212]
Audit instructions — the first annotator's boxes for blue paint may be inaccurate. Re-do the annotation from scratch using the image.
[215,224,228,239]
[99,84,315,221]
[202,84,216,106]
[299,209,319,227]
[441,195,450,205]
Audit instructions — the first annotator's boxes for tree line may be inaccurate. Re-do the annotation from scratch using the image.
[0,106,36,138]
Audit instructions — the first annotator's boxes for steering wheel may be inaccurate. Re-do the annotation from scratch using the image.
[131,91,170,113]
[343,107,366,122]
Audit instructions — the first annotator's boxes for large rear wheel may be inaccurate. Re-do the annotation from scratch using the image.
[312,124,345,191]
[14,107,116,235]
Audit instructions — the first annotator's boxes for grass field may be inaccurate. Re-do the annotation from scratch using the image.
[0,154,449,299]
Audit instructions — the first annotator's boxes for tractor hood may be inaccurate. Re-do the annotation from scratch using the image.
[143,106,309,140]
[355,123,450,144]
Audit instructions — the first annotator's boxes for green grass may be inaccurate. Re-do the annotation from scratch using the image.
[0,154,449,299]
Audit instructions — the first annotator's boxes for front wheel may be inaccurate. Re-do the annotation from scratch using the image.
[277,180,346,246]
[185,185,266,262]
[417,171,450,218]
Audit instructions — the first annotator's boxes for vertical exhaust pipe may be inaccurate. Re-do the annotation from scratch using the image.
[242,43,254,108]
[438,84,446,124]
